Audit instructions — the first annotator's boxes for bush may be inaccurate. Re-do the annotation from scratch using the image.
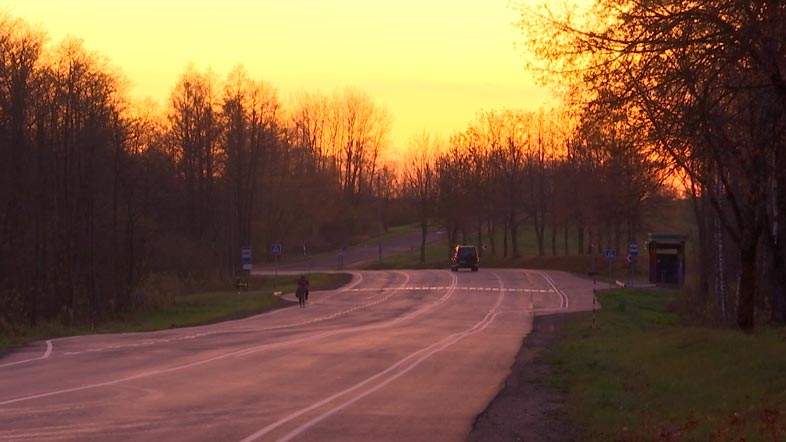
[134,273,181,310]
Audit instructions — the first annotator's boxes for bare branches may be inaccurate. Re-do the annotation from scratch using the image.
[515,0,786,328]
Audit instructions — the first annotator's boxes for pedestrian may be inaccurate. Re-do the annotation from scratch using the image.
[296,275,310,308]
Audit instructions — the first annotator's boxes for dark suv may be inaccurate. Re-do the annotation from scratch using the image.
[451,245,479,272]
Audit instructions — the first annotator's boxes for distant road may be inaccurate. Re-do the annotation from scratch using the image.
[262,229,446,272]
[0,269,598,442]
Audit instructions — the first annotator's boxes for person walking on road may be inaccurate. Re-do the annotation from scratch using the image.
[296,275,310,308]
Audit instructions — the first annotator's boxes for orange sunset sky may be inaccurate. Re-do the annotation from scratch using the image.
[4,0,552,154]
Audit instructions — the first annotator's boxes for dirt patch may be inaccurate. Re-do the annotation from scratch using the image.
[467,313,582,442]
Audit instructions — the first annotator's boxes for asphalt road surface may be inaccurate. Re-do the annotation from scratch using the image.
[0,269,598,442]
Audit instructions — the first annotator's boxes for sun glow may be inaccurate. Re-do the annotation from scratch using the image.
[5,0,551,152]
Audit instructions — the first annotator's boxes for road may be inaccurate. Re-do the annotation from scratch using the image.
[264,229,446,271]
[0,269,599,442]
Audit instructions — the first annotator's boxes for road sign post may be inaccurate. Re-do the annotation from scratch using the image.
[271,244,282,289]
[238,245,253,292]
[605,249,616,279]
[241,245,252,271]
[628,242,639,275]
[338,245,347,270]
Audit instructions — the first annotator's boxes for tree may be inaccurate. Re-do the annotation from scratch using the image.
[168,65,221,241]
[403,131,440,263]
[331,89,392,205]
[517,0,786,330]
[0,14,45,326]
[220,65,280,274]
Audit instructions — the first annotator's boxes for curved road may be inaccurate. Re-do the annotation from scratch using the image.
[0,269,598,442]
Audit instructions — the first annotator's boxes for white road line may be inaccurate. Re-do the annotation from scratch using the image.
[239,271,503,442]
[0,340,52,368]
[0,271,460,406]
[532,271,569,310]
[350,286,555,294]
[30,272,379,360]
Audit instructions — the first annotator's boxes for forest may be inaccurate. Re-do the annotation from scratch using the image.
[2,0,785,332]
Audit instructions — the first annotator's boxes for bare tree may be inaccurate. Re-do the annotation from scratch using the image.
[517,0,786,329]
[168,65,221,241]
[220,65,280,274]
[403,131,440,263]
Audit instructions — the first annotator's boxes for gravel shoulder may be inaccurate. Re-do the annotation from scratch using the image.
[467,312,582,442]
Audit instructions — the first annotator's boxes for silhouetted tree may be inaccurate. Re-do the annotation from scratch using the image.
[403,131,440,263]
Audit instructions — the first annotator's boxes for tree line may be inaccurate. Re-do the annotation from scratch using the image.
[0,13,398,330]
[402,108,671,270]
[515,0,786,330]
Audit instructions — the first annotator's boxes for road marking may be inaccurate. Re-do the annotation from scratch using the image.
[239,271,503,442]
[0,271,461,406]
[531,271,570,310]
[349,286,552,294]
[0,340,52,368]
[32,272,380,360]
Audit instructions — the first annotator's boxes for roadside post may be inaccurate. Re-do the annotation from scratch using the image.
[592,276,597,329]
[338,245,346,270]
[239,245,252,292]
[628,242,639,275]
[605,248,616,279]
[590,243,598,275]
[271,243,282,289]
[303,243,312,270]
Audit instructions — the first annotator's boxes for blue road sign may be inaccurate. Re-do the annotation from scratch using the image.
[605,249,617,260]
[271,244,282,256]
[629,242,639,257]
[241,245,252,263]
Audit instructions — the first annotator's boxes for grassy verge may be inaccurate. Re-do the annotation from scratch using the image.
[0,272,352,350]
[363,242,449,269]
[362,240,645,284]
[551,288,786,442]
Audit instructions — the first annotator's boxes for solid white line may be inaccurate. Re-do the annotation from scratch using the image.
[0,340,53,369]
[239,271,502,442]
[32,272,382,360]
[533,271,569,310]
[0,271,457,406]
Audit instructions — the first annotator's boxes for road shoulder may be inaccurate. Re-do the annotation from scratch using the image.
[467,312,582,442]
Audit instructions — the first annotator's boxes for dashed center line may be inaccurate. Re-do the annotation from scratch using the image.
[348,287,552,293]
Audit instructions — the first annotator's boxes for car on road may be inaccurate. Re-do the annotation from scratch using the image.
[451,245,479,272]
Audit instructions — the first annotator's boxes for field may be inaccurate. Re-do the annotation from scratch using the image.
[551,288,786,442]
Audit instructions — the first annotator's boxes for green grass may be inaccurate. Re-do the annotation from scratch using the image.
[356,223,420,245]
[0,272,352,350]
[363,241,450,269]
[362,237,648,284]
[551,288,786,442]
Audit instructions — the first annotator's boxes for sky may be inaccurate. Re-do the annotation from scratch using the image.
[4,0,552,155]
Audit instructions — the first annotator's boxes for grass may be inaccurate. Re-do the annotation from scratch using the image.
[362,237,649,285]
[365,199,696,276]
[0,272,352,350]
[363,241,450,269]
[551,288,786,442]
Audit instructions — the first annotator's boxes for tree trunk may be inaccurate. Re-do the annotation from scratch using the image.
[510,210,520,258]
[487,215,497,257]
[770,247,786,324]
[564,223,569,256]
[476,216,483,257]
[503,220,508,258]
[737,236,758,331]
[420,220,427,264]
[534,214,545,256]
